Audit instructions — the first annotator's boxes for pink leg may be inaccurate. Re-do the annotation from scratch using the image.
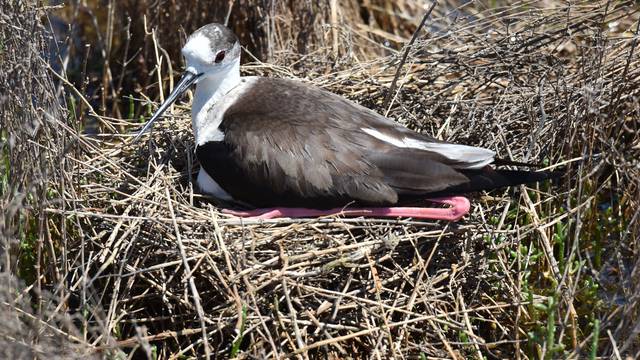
[222,196,470,221]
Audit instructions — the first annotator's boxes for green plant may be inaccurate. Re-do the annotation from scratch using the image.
[230,304,248,358]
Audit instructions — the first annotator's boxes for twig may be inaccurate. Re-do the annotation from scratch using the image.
[382,0,438,112]
[166,188,212,359]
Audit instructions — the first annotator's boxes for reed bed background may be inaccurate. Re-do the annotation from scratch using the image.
[1,0,639,358]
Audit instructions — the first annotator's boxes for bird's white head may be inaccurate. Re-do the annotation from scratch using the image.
[181,23,241,82]
[133,23,241,142]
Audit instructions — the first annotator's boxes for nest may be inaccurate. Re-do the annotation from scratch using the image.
[2,0,640,359]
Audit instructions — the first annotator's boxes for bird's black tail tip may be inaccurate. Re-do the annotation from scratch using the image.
[450,167,564,195]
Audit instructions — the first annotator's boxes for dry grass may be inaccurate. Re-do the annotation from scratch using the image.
[2,0,640,359]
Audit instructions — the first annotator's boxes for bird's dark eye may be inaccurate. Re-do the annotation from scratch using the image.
[214,51,226,63]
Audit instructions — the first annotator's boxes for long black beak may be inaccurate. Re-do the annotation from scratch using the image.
[133,70,202,142]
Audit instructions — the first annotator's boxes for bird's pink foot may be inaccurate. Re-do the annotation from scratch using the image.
[222,196,470,221]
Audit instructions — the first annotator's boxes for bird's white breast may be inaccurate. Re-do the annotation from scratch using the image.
[192,75,259,201]
[193,76,259,146]
[196,168,233,200]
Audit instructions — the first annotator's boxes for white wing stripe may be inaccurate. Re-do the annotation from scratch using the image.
[362,127,494,169]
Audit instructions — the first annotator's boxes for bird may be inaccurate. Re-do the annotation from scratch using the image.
[134,23,557,221]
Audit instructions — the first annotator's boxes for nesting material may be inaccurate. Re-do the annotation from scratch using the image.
[3,1,639,358]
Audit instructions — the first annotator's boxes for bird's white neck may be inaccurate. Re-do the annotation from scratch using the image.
[192,59,241,141]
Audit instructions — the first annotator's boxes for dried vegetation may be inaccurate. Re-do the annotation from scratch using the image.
[1,0,639,358]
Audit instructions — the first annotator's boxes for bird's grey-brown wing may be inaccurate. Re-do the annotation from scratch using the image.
[197,121,402,207]
[196,78,480,207]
